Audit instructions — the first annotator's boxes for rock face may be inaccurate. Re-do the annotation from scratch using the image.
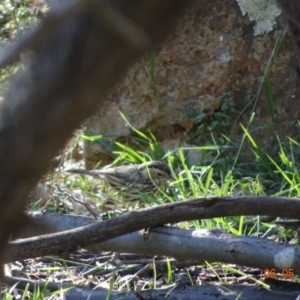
[84,0,299,168]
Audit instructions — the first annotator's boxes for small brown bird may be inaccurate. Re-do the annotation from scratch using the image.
[67,161,172,201]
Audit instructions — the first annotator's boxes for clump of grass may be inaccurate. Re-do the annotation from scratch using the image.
[46,106,300,245]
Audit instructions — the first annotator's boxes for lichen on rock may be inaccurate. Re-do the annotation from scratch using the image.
[236,0,281,35]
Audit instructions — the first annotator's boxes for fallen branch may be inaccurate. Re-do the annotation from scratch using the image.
[6,196,300,275]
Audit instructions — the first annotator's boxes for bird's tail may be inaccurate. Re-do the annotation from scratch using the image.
[66,169,100,177]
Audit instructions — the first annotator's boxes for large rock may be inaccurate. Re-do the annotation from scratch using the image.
[84,0,299,168]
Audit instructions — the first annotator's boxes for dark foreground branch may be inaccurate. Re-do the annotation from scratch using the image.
[277,0,300,72]
[0,0,191,264]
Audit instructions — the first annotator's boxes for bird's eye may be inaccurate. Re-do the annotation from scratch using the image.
[157,171,163,177]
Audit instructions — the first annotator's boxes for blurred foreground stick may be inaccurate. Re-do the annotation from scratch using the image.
[277,0,300,73]
[0,0,191,268]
